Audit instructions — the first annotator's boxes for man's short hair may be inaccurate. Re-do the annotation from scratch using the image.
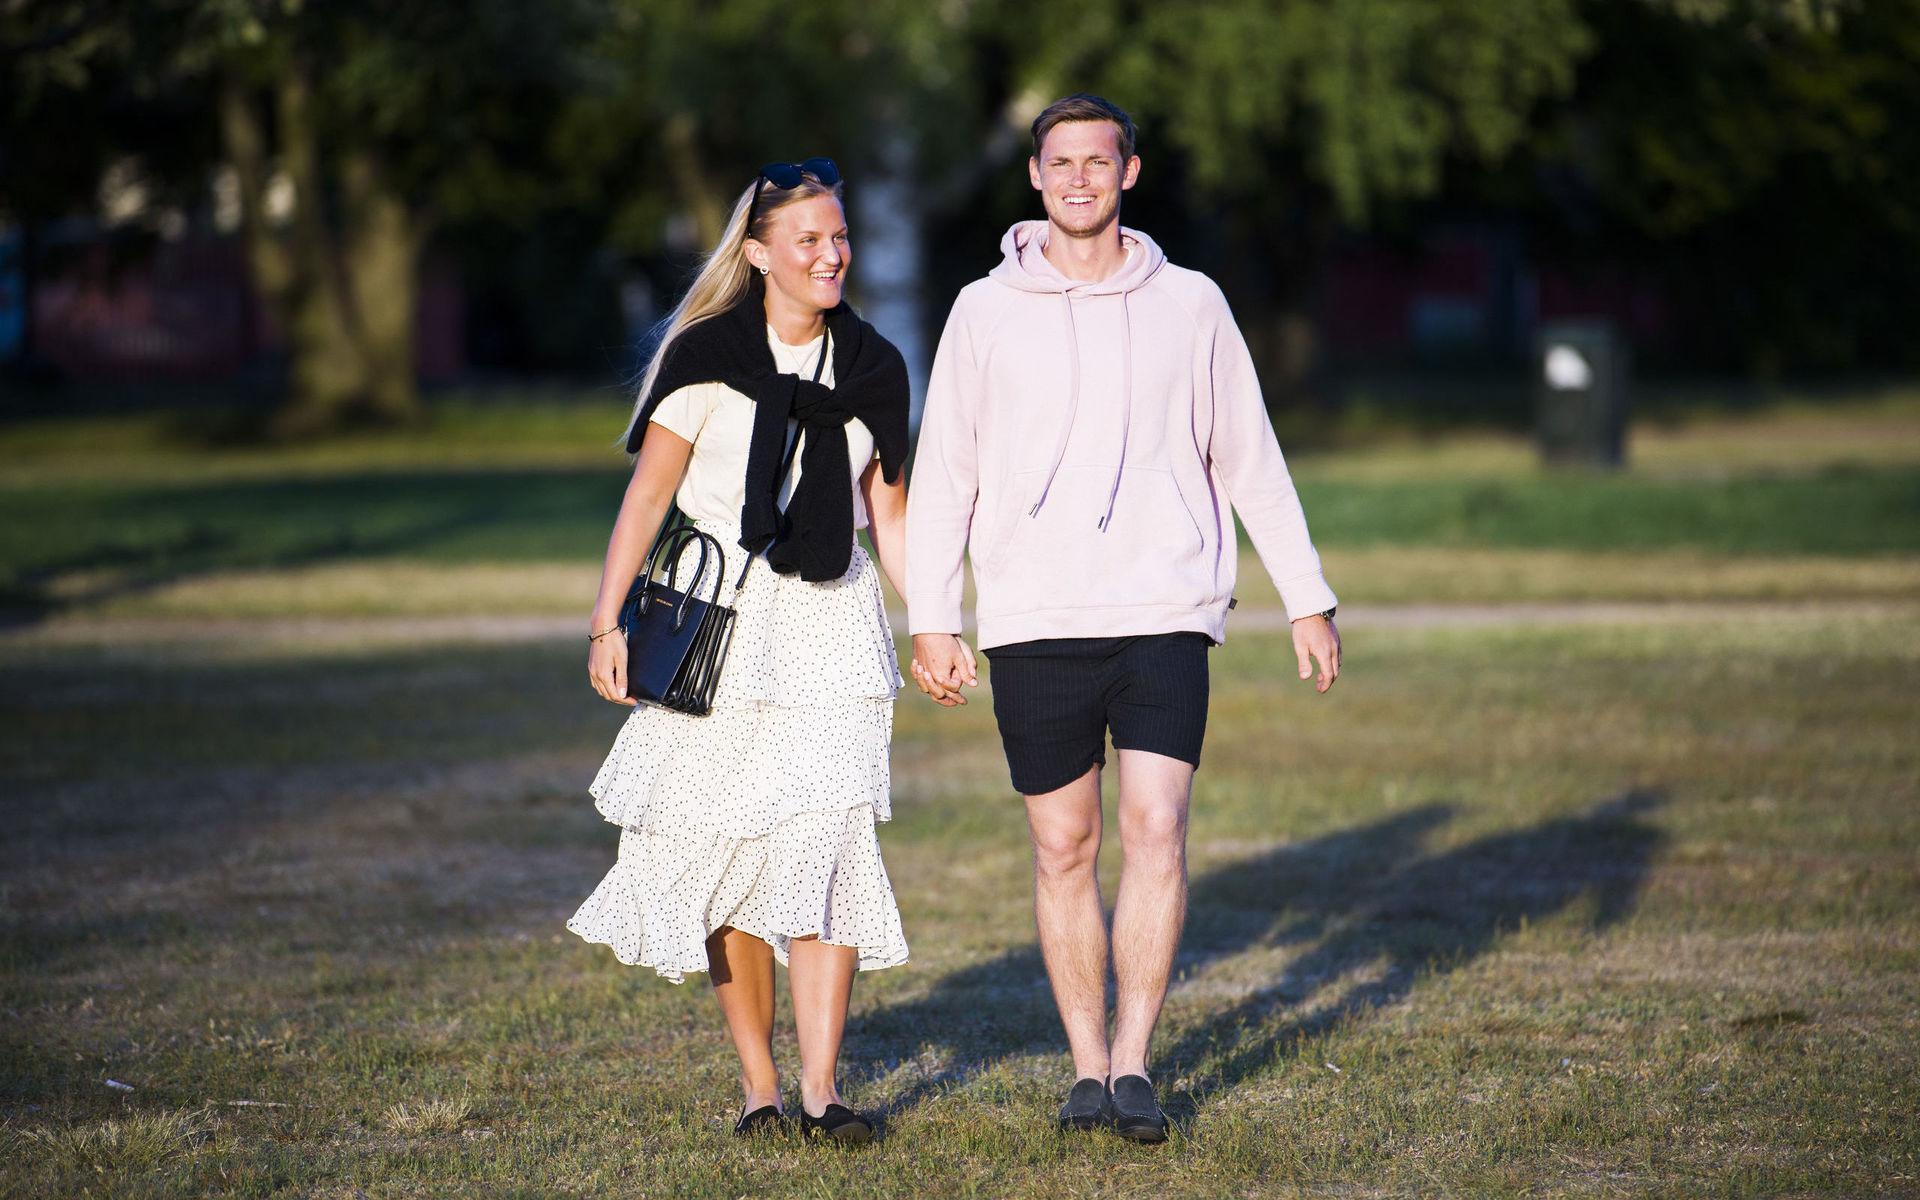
[1030,93,1137,162]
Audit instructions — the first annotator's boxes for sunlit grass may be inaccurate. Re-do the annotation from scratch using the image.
[379,1094,474,1135]
[3,387,1917,620]
[2,383,1916,1195]
[1,614,1914,1196]
[0,392,635,487]
[7,545,1913,627]
[10,1107,216,1180]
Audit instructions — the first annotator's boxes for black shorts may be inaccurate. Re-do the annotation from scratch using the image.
[983,633,1212,796]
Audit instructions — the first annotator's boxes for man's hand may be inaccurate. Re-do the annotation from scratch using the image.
[911,633,978,707]
[1292,614,1341,694]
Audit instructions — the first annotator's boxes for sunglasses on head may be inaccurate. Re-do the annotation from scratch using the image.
[746,157,841,230]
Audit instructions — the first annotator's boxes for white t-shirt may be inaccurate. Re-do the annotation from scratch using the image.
[649,325,878,530]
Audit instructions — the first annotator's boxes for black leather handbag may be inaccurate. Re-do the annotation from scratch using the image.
[617,522,739,715]
[620,335,823,715]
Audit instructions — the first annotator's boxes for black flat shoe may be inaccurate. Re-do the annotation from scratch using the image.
[799,1103,874,1145]
[1058,1077,1111,1131]
[1108,1075,1169,1144]
[733,1104,787,1136]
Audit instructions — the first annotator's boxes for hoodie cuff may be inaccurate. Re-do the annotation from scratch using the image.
[906,594,965,637]
[1276,573,1340,623]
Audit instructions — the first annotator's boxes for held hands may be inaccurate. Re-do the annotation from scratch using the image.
[1292,613,1341,694]
[587,623,638,707]
[910,633,978,707]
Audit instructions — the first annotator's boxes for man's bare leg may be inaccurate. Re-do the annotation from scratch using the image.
[1024,763,1111,1082]
[1108,750,1194,1080]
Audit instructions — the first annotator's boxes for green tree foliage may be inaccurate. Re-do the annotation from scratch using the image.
[932,0,1593,394]
[2,5,215,367]
[556,0,974,256]
[202,0,609,432]
[4,0,607,431]
[8,0,1915,415]
[1100,0,1591,222]
[1538,0,1920,369]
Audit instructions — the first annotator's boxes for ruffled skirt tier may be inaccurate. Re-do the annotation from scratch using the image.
[567,524,908,982]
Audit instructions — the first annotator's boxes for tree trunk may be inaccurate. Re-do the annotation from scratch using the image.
[662,112,727,247]
[218,77,294,311]
[221,65,424,437]
[1259,309,1322,404]
[853,130,929,427]
[271,66,380,438]
[1237,187,1338,412]
[339,150,423,425]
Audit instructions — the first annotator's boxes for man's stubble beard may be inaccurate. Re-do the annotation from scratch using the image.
[1048,196,1122,241]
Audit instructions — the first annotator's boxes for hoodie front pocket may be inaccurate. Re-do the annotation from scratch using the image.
[983,466,1211,611]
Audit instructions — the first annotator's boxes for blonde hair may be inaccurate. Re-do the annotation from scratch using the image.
[622,173,845,447]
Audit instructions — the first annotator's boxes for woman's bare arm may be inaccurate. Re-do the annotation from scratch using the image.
[866,459,976,705]
[860,458,909,601]
[587,429,694,705]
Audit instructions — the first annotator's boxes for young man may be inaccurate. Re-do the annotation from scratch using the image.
[905,94,1341,1142]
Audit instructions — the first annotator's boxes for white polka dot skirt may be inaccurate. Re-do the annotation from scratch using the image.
[567,524,909,983]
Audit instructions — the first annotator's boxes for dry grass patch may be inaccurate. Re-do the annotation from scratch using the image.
[1310,545,1920,606]
[64,559,599,619]
[378,1094,474,1135]
[11,1106,216,1175]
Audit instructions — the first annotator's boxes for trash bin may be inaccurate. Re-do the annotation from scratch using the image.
[1537,319,1628,468]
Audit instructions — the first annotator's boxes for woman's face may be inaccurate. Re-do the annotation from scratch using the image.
[747,194,850,314]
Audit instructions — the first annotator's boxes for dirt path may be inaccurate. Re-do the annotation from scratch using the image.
[4,599,1911,651]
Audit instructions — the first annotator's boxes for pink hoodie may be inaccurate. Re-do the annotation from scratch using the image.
[906,220,1337,649]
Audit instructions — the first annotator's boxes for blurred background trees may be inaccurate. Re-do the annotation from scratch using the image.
[3,0,1916,434]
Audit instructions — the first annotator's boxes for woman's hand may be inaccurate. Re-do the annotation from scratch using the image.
[588,626,638,706]
[911,633,978,707]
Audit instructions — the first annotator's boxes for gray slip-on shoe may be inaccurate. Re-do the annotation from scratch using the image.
[1057,1077,1111,1131]
[1108,1074,1169,1143]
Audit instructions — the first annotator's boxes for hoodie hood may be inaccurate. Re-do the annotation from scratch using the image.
[989,220,1167,295]
[987,220,1167,530]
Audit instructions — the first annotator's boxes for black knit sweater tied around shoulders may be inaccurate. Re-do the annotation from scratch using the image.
[627,288,910,583]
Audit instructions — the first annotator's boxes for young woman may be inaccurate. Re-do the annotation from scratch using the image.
[569,159,912,1143]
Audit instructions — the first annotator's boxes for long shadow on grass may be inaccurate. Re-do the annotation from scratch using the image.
[853,790,1663,1118]
[852,803,1455,1108]
[0,468,620,628]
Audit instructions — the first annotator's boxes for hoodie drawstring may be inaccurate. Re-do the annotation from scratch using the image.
[1027,292,1081,517]
[1029,288,1135,529]
[1097,290,1133,531]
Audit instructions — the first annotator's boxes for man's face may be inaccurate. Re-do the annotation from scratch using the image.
[1028,120,1140,240]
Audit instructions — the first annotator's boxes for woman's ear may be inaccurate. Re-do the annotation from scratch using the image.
[743,240,766,273]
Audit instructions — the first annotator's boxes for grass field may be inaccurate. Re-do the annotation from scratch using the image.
[2,388,1918,1197]
[4,386,1919,619]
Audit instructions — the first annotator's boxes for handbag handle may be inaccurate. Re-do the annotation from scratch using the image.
[647,527,727,633]
[632,505,691,601]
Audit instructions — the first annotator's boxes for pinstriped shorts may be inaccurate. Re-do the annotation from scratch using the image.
[982,633,1212,796]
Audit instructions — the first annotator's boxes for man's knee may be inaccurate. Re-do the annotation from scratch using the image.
[1030,819,1100,882]
[1119,797,1188,865]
